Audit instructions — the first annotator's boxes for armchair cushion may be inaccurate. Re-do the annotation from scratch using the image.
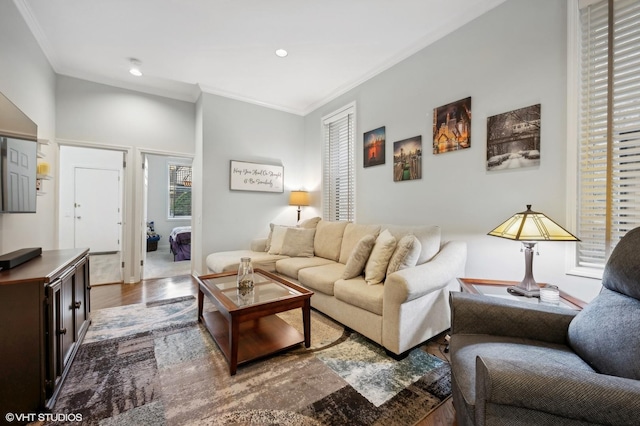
[568,287,640,380]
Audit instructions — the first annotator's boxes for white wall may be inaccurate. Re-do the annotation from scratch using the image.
[146,154,191,247]
[304,0,600,302]
[196,93,305,274]
[0,0,57,253]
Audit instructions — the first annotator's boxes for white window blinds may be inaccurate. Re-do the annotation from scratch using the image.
[577,0,640,270]
[322,104,355,222]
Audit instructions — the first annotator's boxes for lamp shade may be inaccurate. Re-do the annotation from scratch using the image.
[488,205,579,242]
[289,190,310,206]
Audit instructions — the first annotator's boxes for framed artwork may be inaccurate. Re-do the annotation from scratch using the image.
[393,136,422,181]
[364,126,386,167]
[486,104,541,171]
[229,160,284,192]
[433,97,471,154]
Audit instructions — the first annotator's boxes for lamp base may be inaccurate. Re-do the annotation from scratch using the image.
[507,285,540,298]
[508,242,540,298]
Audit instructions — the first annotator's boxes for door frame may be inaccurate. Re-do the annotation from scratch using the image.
[57,139,132,281]
[135,148,194,282]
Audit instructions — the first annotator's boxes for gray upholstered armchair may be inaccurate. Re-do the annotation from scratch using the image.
[449,227,640,425]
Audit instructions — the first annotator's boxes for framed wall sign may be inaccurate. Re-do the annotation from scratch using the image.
[230,160,284,193]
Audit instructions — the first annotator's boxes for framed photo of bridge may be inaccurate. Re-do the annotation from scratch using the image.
[230,160,284,193]
[486,104,541,171]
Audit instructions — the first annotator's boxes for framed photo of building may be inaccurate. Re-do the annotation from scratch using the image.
[364,126,385,167]
[393,136,422,181]
[486,104,541,171]
[433,97,471,154]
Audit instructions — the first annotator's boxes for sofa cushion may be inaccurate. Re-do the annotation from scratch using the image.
[279,228,316,257]
[298,262,346,296]
[314,220,349,261]
[334,278,384,315]
[364,229,397,285]
[338,223,381,264]
[387,234,421,274]
[384,225,441,264]
[342,234,376,279]
[206,250,288,273]
[275,256,335,279]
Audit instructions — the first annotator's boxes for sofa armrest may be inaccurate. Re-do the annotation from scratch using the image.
[450,292,577,345]
[385,240,467,304]
[476,356,640,425]
[250,238,268,252]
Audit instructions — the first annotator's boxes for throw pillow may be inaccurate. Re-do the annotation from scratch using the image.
[265,223,276,252]
[387,234,421,275]
[267,225,290,254]
[298,216,321,229]
[280,228,316,257]
[364,229,397,285]
[342,234,376,279]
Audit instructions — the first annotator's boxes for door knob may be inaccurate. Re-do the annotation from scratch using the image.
[76,216,81,219]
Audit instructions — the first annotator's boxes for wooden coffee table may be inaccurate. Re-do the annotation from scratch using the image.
[197,268,313,375]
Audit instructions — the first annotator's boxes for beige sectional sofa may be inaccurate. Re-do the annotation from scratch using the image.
[205,218,467,356]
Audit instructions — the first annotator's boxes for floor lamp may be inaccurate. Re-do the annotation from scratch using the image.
[289,190,309,222]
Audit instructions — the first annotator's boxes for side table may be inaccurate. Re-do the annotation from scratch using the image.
[458,278,586,310]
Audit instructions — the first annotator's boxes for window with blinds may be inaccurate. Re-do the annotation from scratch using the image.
[168,163,192,218]
[322,103,356,222]
[575,0,640,272]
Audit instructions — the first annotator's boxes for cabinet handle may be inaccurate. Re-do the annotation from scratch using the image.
[58,328,67,335]
[74,301,82,309]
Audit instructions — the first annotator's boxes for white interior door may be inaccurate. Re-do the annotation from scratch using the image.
[74,167,121,253]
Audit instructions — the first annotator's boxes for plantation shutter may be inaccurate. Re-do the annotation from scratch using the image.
[323,104,355,222]
[577,0,640,270]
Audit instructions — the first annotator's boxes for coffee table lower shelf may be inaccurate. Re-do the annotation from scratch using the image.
[200,310,304,373]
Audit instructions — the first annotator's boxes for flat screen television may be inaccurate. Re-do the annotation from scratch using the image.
[0,91,38,213]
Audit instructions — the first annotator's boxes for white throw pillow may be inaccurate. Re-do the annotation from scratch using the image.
[364,229,397,285]
[387,234,421,275]
[342,234,376,279]
[280,228,316,257]
[268,225,290,254]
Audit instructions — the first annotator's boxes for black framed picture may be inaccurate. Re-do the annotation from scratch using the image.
[364,126,385,167]
[486,104,541,171]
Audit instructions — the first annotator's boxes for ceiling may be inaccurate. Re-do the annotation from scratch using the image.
[16,0,507,115]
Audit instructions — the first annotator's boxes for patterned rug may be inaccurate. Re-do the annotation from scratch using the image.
[48,296,451,425]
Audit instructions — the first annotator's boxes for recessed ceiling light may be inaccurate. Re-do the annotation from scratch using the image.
[275,49,288,58]
[129,58,143,76]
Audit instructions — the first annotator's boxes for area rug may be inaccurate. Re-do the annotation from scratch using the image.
[49,296,451,425]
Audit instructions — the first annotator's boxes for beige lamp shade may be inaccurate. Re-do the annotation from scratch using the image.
[289,190,310,207]
[488,205,579,241]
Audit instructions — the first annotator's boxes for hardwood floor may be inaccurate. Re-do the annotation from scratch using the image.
[90,274,198,310]
[90,274,456,425]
